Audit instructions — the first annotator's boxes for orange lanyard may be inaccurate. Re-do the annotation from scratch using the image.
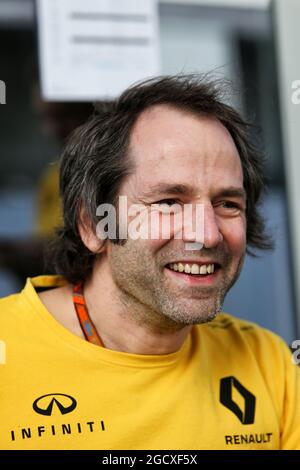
[73,282,104,347]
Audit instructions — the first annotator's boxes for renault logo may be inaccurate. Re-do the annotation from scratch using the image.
[220,376,256,425]
[33,393,77,416]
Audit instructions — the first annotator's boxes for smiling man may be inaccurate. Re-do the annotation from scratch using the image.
[0,75,299,450]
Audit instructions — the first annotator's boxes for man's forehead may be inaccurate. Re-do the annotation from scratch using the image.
[129,104,240,162]
[126,104,244,199]
[130,104,220,141]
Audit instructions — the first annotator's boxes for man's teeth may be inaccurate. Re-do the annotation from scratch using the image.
[168,263,215,275]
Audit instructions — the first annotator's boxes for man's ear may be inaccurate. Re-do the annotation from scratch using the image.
[78,208,106,254]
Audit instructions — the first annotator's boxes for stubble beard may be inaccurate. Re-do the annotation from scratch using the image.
[149,269,229,326]
[109,243,244,330]
[152,251,246,327]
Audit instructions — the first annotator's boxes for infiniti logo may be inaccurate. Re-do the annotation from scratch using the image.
[32,393,77,416]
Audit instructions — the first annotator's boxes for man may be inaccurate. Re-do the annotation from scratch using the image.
[0,75,299,450]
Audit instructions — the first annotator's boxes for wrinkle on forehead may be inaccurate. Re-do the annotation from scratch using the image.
[127,104,243,197]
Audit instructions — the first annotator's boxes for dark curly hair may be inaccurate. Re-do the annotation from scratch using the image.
[49,74,273,284]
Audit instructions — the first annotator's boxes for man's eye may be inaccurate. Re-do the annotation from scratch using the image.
[217,201,243,212]
[222,202,238,208]
[153,199,182,214]
[156,199,178,206]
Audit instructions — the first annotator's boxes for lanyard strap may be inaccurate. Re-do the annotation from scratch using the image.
[73,282,104,347]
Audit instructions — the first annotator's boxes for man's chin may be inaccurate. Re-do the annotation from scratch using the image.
[162,302,221,326]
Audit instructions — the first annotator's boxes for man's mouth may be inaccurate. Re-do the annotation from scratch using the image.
[166,262,220,276]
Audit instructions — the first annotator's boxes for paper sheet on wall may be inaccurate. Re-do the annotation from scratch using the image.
[37,0,160,101]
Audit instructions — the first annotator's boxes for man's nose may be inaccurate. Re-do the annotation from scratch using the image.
[202,204,223,248]
[182,203,223,248]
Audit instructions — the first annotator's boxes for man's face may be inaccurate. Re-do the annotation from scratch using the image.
[105,105,246,328]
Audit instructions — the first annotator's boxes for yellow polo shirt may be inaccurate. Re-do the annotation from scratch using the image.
[0,276,299,449]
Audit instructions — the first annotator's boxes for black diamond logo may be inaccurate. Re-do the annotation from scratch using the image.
[220,376,256,424]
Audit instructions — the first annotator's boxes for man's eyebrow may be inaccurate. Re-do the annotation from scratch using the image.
[140,183,246,200]
[140,183,195,198]
[215,187,247,201]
